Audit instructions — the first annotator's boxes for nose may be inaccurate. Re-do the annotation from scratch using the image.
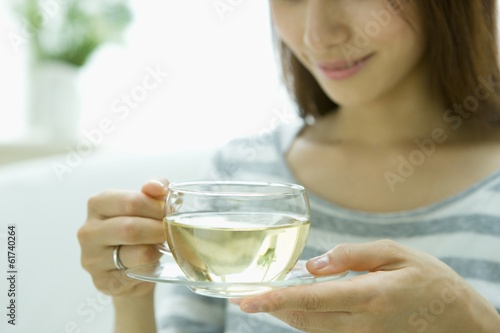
[303,0,350,50]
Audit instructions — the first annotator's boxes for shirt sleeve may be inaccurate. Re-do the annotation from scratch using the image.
[155,284,226,333]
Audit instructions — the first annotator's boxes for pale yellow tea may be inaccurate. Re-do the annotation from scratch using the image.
[164,212,310,283]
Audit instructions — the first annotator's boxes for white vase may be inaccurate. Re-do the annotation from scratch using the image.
[27,60,81,144]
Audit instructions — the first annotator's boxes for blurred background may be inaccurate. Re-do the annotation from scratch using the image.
[0,1,499,333]
[0,0,297,165]
[0,1,298,332]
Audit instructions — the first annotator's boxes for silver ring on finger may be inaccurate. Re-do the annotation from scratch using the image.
[113,245,127,270]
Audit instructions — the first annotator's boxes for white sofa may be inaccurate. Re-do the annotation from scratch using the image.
[0,147,215,333]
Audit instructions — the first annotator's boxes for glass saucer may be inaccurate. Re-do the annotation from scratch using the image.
[126,256,348,298]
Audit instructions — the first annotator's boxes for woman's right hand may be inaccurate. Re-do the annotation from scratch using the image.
[77,178,169,298]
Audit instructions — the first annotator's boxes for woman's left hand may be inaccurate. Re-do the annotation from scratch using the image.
[231,240,500,333]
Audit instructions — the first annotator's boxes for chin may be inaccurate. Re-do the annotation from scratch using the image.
[323,88,375,108]
[312,72,372,103]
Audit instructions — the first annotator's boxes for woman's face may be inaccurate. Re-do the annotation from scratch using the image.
[270,0,426,107]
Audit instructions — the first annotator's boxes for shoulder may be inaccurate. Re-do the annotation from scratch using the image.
[208,119,305,180]
[216,119,304,163]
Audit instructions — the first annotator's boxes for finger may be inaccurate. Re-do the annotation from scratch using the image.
[306,239,410,276]
[88,190,164,219]
[111,244,163,270]
[82,244,163,271]
[93,270,154,297]
[269,310,353,333]
[228,298,243,306]
[239,279,371,313]
[97,216,166,246]
[141,178,169,199]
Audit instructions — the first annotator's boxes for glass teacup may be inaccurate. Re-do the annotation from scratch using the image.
[161,181,311,286]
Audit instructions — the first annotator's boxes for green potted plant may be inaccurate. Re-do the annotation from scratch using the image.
[15,0,132,143]
[18,0,132,67]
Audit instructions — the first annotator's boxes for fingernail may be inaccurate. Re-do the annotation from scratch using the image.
[308,254,329,270]
[241,302,260,313]
[148,178,168,191]
[228,298,242,306]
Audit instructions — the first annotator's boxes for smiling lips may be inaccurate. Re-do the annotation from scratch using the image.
[317,54,374,80]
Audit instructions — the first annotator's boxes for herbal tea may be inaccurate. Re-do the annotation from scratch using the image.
[164,212,310,283]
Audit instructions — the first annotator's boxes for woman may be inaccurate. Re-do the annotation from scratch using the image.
[78,0,500,332]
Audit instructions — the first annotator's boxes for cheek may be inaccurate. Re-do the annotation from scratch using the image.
[270,7,304,52]
[278,25,304,53]
[373,1,424,52]
[373,15,426,69]
[353,3,410,42]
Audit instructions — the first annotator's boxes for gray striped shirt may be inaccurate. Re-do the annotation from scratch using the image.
[156,121,500,332]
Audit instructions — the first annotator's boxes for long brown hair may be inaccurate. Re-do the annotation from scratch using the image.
[274,0,500,121]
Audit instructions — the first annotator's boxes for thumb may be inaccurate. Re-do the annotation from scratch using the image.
[141,177,169,199]
[306,239,408,275]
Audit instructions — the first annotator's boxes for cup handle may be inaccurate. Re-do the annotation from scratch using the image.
[155,242,172,254]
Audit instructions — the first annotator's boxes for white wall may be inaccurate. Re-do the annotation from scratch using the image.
[0,0,298,153]
[0,3,296,332]
[0,0,26,141]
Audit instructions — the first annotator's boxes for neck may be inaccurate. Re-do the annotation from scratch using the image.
[311,62,453,147]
